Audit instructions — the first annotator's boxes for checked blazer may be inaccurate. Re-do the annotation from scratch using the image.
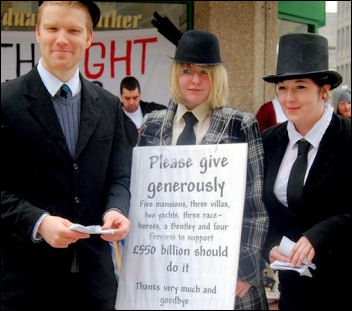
[138,100,269,310]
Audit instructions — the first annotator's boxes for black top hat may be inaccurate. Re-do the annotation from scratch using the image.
[171,30,222,65]
[38,1,101,28]
[263,33,342,90]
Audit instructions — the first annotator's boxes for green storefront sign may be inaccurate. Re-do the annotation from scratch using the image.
[279,1,326,33]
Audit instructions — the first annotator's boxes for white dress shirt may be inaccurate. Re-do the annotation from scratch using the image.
[274,103,333,207]
[172,102,212,145]
[37,59,81,97]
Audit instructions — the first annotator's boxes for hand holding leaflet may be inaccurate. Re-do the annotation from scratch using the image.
[270,236,316,277]
[69,223,116,235]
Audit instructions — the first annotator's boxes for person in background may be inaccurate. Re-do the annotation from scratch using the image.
[138,30,268,310]
[334,89,351,118]
[261,33,351,310]
[120,76,166,147]
[256,96,287,132]
[1,1,132,310]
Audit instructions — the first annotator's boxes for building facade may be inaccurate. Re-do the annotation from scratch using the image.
[1,1,330,113]
[336,1,351,89]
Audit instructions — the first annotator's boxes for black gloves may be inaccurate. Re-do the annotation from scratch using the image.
[151,12,183,46]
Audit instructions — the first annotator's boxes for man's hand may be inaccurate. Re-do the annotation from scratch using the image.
[101,210,130,242]
[236,279,251,298]
[38,215,89,248]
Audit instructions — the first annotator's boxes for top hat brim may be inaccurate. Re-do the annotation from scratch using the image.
[38,1,100,28]
[263,70,342,90]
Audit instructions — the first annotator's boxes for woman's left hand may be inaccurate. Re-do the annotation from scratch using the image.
[236,279,251,298]
[289,236,315,267]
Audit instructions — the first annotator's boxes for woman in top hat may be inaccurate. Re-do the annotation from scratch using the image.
[261,33,351,310]
[138,30,268,310]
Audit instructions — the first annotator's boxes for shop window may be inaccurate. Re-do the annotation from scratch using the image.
[1,1,191,32]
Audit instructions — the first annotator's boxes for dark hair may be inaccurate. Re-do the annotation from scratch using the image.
[120,76,140,94]
[274,76,331,96]
[311,77,330,87]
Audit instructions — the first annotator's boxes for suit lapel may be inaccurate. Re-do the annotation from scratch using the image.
[304,115,340,193]
[159,100,177,145]
[74,75,102,160]
[202,107,234,144]
[27,68,70,155]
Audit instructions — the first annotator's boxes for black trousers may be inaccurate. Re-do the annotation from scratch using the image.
[278,270,351,310]
[1,272,116,310]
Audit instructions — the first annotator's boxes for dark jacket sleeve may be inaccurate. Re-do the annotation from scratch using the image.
[105,99,132,217]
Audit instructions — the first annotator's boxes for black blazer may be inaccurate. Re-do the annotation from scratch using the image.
[123,100,166,147]
[1,67,132,307]
[261,115,351,309]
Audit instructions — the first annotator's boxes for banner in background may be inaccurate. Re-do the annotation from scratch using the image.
[1,28,175,105]
[116,144,248,310]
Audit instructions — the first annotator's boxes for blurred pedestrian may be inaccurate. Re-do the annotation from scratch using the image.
[120,76,166,147]
[334,89,351,118]
[256,96,287,131]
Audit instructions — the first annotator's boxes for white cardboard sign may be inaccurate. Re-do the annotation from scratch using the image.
[116,143,248,310]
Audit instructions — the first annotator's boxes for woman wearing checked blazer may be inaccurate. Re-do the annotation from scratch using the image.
[138,30,268,310]
[261,33,351,310]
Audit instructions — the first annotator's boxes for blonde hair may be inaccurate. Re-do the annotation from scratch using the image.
[169,62,229,109]
[37,1,93,33]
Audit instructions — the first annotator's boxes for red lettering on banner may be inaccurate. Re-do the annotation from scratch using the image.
[85,42,106,79]
[134,37,157,74]
[84,37,158,78]
[111,40,131,77]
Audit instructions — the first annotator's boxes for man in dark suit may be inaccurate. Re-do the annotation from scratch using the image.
[1,2,131,310]
[120,76,166,147]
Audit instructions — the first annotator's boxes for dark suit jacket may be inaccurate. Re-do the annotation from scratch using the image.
[261,115,351,309]
[123,100,166,147]
[1,67,132,309]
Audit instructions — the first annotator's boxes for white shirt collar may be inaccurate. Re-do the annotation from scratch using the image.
[37,59,81,97]
[175,102,211,123]
[287,102,333,148]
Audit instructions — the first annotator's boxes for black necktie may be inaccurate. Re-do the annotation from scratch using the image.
[176,112,198,145]
[287,139,311,209]
[60,84,71,98]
